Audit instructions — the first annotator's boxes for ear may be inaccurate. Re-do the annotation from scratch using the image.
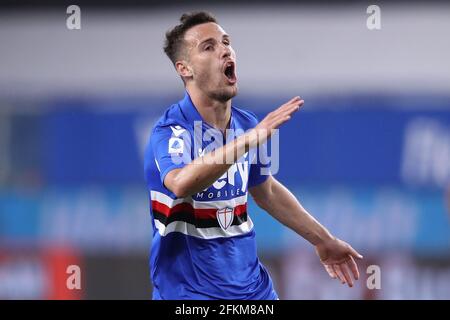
[175,61,193,79]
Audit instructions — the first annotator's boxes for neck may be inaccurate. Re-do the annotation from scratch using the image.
[186,87,231,132]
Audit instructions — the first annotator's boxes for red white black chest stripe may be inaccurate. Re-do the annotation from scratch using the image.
[150,190,254,239]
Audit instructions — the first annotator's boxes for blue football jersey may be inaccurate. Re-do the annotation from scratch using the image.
[144,91,277,300]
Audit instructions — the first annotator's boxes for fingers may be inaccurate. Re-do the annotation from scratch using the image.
[346,255,360,280]
[280,96,301,109]
[287,96,301,104]
[339,263,354,287]
[256,96,304,143]
[318,240,362,288]
[331,259,357,288]
[331,263,354,287]
[324,265,337,279]
[280,97,304,114]
[269,99,304,129]
[331,264,347,285]
[276,96,303,115]
[270,114,292,129]
[348,245,363,260]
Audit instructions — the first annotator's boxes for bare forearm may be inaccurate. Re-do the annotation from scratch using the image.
[255,179,333,245]
[166,96,303,198]
[169,131,258,197]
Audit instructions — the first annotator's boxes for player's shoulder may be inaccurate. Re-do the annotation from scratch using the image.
[145,102,190,163]
[151,102,190,135]
[155,103,185,127]
[231,105,260,127]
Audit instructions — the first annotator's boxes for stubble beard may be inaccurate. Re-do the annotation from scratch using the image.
[196,71,238,103]
[209,85,238,103]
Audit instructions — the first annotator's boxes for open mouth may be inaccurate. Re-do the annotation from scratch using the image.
[223,61,237,84]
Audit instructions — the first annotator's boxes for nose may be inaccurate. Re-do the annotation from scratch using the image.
[220,44,231,59]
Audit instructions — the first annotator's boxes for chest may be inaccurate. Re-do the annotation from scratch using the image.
[190,125,253,201]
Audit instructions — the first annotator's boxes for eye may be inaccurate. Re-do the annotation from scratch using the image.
[204,45,213,51]
[223,39,230,46]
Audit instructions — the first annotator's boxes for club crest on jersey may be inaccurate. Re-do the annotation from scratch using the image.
[216,207,234,230]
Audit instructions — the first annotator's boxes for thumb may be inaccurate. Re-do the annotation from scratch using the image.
[348,245,363,260]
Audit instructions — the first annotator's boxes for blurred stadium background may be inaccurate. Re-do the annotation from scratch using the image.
[1,0,450,299]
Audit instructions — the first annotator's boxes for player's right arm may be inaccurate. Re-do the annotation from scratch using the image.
[164,96,303,198]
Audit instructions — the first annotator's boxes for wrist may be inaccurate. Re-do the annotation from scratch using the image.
[243,129,259,149]
[312,230,335,247]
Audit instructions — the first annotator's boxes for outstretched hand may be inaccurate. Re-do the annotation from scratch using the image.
[315,237,363,287]
[248,96,304,148]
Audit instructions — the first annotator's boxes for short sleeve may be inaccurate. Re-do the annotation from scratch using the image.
[248,140,272,188]
[245,110,272,188]
[151,125,192,185]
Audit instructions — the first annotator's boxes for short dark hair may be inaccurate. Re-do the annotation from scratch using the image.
[164,11,217,65]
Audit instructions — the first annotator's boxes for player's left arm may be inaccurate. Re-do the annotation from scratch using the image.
[249,176,363,287]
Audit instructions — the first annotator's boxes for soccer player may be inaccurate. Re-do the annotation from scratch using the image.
[144,11,363,300]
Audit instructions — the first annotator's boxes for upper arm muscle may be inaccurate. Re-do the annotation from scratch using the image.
[249,176,274,206]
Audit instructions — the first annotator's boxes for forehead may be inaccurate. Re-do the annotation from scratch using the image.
[184,22,228,46]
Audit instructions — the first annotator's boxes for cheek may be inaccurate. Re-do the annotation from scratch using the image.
[195,60,218,80]
[195,65,210,80]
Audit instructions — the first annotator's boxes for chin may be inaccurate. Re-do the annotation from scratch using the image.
[210,85,238,102]
[227,85,238,99]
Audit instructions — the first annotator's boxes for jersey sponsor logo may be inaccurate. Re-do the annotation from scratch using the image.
[211,161,248,191]
[194,160,249,200]
[216,207,234,230]
[168,137,184,154]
